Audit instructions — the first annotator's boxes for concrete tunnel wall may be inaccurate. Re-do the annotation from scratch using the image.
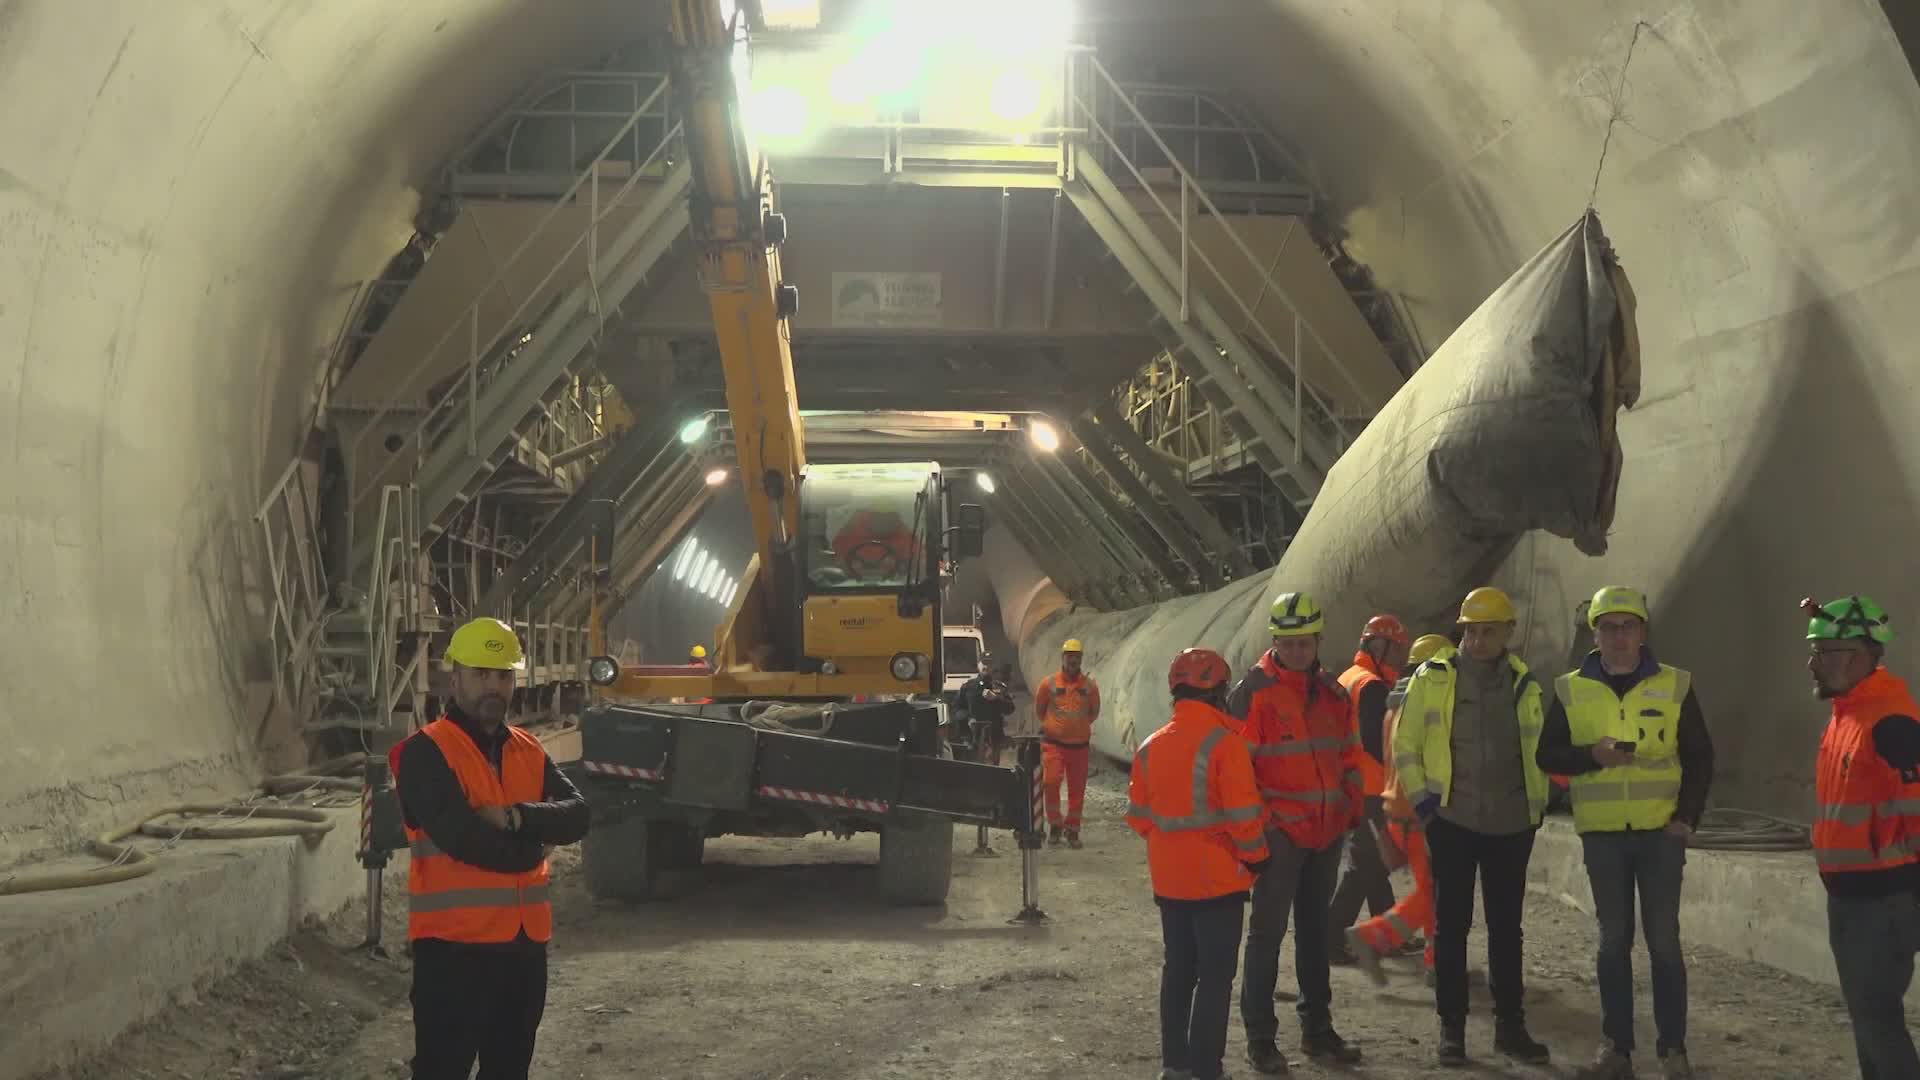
[0,0,1913,872]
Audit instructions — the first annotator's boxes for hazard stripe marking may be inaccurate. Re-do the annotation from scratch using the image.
[581,760,664,781]
[755,785,890,814]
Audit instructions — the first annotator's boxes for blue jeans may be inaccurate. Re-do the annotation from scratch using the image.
[1581,829,1687,1055]
[1828,891,1920,1080]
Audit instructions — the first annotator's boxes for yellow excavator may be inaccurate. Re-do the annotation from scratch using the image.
[568,0,1040,909]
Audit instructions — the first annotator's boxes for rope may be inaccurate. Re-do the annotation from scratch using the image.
[1686,807,1811,853]
[0,754,366,897]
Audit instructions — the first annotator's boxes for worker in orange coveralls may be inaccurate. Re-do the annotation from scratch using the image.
[1328,613,1412,962]
[1036,638,1101,848]
[1348,633,1456,988]
[1129,647,1270,1080]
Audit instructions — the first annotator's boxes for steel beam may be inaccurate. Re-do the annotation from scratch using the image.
[1066,414,1223,591]
[988,482,1095,609]
[1034,447,1180,601]
[479,410,685,614]
[997,465,1119,609]
[1089,399,1256,580]
[1006,459,1146,609]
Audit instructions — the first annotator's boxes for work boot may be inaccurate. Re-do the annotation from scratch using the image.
[1574,1044,1634,1079]
[1396,937,1428,958]
[1158,1069,1192,1080]
[1048,825,1063,846]
[1657,1049,1694,1079]
[1066,828,1083,849]
[1346,929,1387,988]
[1244,1039,1290,1075]
[1494,1021,1552,1065]
[1436,1023,1467,1068]
[1300,1027,1361,1064]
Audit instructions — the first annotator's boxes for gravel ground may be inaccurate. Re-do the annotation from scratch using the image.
[42,761,1880,1079]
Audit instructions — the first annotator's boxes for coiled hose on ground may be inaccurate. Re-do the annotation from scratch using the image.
[1687,807,1812,852]
[0,753,365,897]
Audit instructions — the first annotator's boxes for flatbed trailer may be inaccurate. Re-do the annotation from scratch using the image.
[565,696,1043,907]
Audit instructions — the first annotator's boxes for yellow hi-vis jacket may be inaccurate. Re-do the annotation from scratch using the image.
[1392,652,1549,826]
[1555,663,1690,833]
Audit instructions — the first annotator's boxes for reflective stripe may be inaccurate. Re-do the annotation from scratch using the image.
[1137,726,1264,833]
[1423,709,1444,727]
[410,884,552,913]
[1820,803,1871,825]
[1249,737,1349,756]
[411,837,442,858]
[1392,752,1423,769]
[1232,834,1266,854]
[1571,778,1683,804]
[1383,912,1417,942]
[1261,787,1348,804]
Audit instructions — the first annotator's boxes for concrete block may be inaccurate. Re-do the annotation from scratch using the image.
[0,805,379,1079]
[1526,818,1919,1008]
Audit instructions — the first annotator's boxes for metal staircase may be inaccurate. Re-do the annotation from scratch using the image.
[1062,56,1359,509]
[306,86,691,732]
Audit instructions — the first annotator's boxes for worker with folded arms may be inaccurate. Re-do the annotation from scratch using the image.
[1348,632,1457,987]
[1801,595,1920,1080]
[1328,614,1411,963]
[1394,586,1553,1068]
[1535,586,1714,1080]
[1036,638,1100,848]
[1129,648,1270,1080]
[390,618,591,1080]
[1228,591,1366,1073]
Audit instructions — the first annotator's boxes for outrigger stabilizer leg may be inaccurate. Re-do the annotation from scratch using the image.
[1008,735,1048,925]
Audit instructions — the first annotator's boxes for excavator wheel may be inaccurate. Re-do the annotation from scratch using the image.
[877,812,954,906]
[582,814,704,902]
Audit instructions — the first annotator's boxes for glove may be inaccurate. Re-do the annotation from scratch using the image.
[1414,794,1440,822]
[1242,857,1271,879]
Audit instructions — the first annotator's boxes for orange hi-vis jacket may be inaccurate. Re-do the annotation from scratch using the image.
[391,717,553,944]
[1338,651,1399,797]
[1814,667,1920,886]
[1127,700,1270,900]
[1232,652,1364,850]
[1037,670,1101,746]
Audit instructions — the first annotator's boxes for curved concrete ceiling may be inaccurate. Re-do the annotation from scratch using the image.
[0,0,1913,856]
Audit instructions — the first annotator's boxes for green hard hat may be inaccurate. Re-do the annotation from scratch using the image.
[1804,594,1894,645]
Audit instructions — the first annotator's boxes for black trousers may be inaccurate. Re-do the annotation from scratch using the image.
[411,938,549,1080]
[1159,898,1247,1080]
[1240,829,1344,1041]
[1426,816,1536,1027]
[1327,797,1396,941]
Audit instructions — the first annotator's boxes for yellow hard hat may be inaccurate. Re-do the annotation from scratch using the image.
[444,617,526,671]
[1268,591,1324,637]
[1457,586,1517,625]
[690,644,708,659]
[1587,586,1649,628]
[1061,638,1085,653]
[1409,634,1454,666]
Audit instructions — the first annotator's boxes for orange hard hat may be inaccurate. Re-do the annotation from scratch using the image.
[1168,648,1231,693]
[1362,614,1409,645]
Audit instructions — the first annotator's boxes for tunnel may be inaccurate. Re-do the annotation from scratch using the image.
[4,1,1918,1076]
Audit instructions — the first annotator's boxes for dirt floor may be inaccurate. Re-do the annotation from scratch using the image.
[44,761,1879,1079]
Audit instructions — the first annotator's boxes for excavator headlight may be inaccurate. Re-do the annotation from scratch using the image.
[890,653,921,681]
[587,656,620,687]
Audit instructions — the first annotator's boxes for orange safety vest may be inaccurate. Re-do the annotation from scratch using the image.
[1337,652,1399,797]
[1814,667,1920,879]
[1037,671,1100,746]
[391,717,553,944]
[1239,653,1362,851]
[1126,699,1271,900]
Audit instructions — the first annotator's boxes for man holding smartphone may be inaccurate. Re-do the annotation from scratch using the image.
[1536,587,1714,1080]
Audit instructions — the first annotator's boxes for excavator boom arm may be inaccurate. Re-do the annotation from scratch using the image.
[670,0,808,664]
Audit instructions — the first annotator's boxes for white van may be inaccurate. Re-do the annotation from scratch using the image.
[941,625,985,698]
